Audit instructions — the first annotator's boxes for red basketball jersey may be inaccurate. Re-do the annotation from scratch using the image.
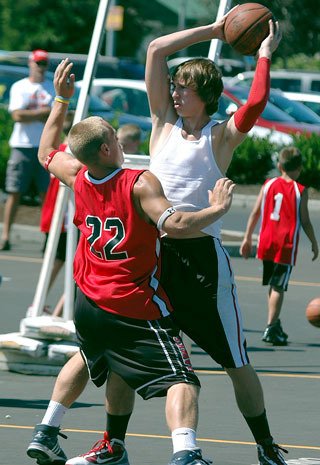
[40,143,68,233]
[73,167,173,320]
[257,177,305,265]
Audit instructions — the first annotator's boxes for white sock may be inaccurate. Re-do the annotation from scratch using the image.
[41,401,68,428]
[172,427,197,453]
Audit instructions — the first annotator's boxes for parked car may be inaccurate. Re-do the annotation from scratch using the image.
[228,86,320,126]
[0,50,145,81]
[76,78,297,146]
[74,78,152,139]
[226,70,320,93]
[283,91,320,117]
[223,86,320,138]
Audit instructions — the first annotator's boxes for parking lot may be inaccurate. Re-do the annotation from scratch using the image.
[1,200,320,465]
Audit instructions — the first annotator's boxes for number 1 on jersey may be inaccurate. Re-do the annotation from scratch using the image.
[270,192,283,221]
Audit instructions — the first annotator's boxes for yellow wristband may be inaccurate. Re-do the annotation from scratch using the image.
[54,96,70,105]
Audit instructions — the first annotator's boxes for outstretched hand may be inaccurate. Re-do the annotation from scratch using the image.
[208,177,235,214]
[54,59,75,100]
[258,20,282,58]
[213,5,240,42]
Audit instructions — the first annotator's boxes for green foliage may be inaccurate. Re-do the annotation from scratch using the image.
[139,133,151,155]
[293,133,320,190]
[258,0,320,59]
[0,0,99,53]
[0,107,13,189]
[226,136,276,184]
[274,54,320,71]
[0,1,318,62]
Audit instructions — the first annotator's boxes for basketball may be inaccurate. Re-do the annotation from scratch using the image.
[224,3,274,56]
[306,297,320,328]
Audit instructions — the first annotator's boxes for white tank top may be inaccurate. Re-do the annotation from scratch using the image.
[150,117,224,238]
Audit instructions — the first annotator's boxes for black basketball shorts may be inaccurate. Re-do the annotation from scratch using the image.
[160,235,250,369]
[262,260,292,292]
[74,288,200,400]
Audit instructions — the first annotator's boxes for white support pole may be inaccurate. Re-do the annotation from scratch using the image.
[208,0,232,62]
[29,0,111,320]
[62,193,77,321]
[29,183,69,317]
[63,0,111,320]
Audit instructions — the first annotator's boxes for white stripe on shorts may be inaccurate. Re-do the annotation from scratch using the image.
[214,238,248,367]
[136,320,189,394]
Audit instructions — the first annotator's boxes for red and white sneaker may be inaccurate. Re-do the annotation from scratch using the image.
[66,432,130,465]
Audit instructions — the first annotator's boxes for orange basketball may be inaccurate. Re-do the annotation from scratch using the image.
[224,3,274,56]
[306,297,320,328]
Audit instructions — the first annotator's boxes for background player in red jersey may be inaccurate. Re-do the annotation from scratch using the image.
[240,146,318,345]
[27,58,235,465]
[27,112,74,317]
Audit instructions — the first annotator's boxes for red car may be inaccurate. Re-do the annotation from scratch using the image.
[219,86,320,140]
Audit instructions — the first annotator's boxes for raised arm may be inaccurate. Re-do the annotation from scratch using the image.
[214,20,282,173]
[38,59,82,189]
[145,10,228,147]
[133,171,235,238]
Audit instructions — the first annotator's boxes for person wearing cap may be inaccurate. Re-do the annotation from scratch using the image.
[0,49,54,251]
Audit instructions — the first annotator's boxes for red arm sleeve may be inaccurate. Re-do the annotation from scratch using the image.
[233,57,270,133]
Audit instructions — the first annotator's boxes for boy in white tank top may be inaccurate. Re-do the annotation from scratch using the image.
[146,9,287,465]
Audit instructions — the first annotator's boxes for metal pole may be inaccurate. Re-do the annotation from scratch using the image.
[208,0,232,61]
[29,183,69,317]
[64,0,111,320]
[106,0,116,56]
[177,0,187,57]
[28,0,111,321]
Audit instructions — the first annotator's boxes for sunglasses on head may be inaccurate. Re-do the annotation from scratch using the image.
[35,60,48,66]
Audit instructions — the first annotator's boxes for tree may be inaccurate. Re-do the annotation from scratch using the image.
[0,0,98,53]
[0,0,319,64]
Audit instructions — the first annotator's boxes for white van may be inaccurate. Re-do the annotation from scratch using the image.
[227,70,320,93]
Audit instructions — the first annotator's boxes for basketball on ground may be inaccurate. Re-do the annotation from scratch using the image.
[224,3,274,56]
[306,297,320,328]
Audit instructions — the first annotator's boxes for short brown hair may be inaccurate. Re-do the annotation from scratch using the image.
[68,116,112,164]
[117,124,141,144]
[278,146,302,172]
[171,58,223,115]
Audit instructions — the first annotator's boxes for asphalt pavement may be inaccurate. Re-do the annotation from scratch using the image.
[1,198,320,465]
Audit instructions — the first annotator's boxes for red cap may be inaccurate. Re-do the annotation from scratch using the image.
[30,49,49,62]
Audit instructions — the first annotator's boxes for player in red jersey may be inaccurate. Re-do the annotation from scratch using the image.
[27,58,234,465]
[240,146,318,345]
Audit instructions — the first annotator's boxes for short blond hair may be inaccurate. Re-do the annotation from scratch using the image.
[117,124,141,145]
[68,116,112,164]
